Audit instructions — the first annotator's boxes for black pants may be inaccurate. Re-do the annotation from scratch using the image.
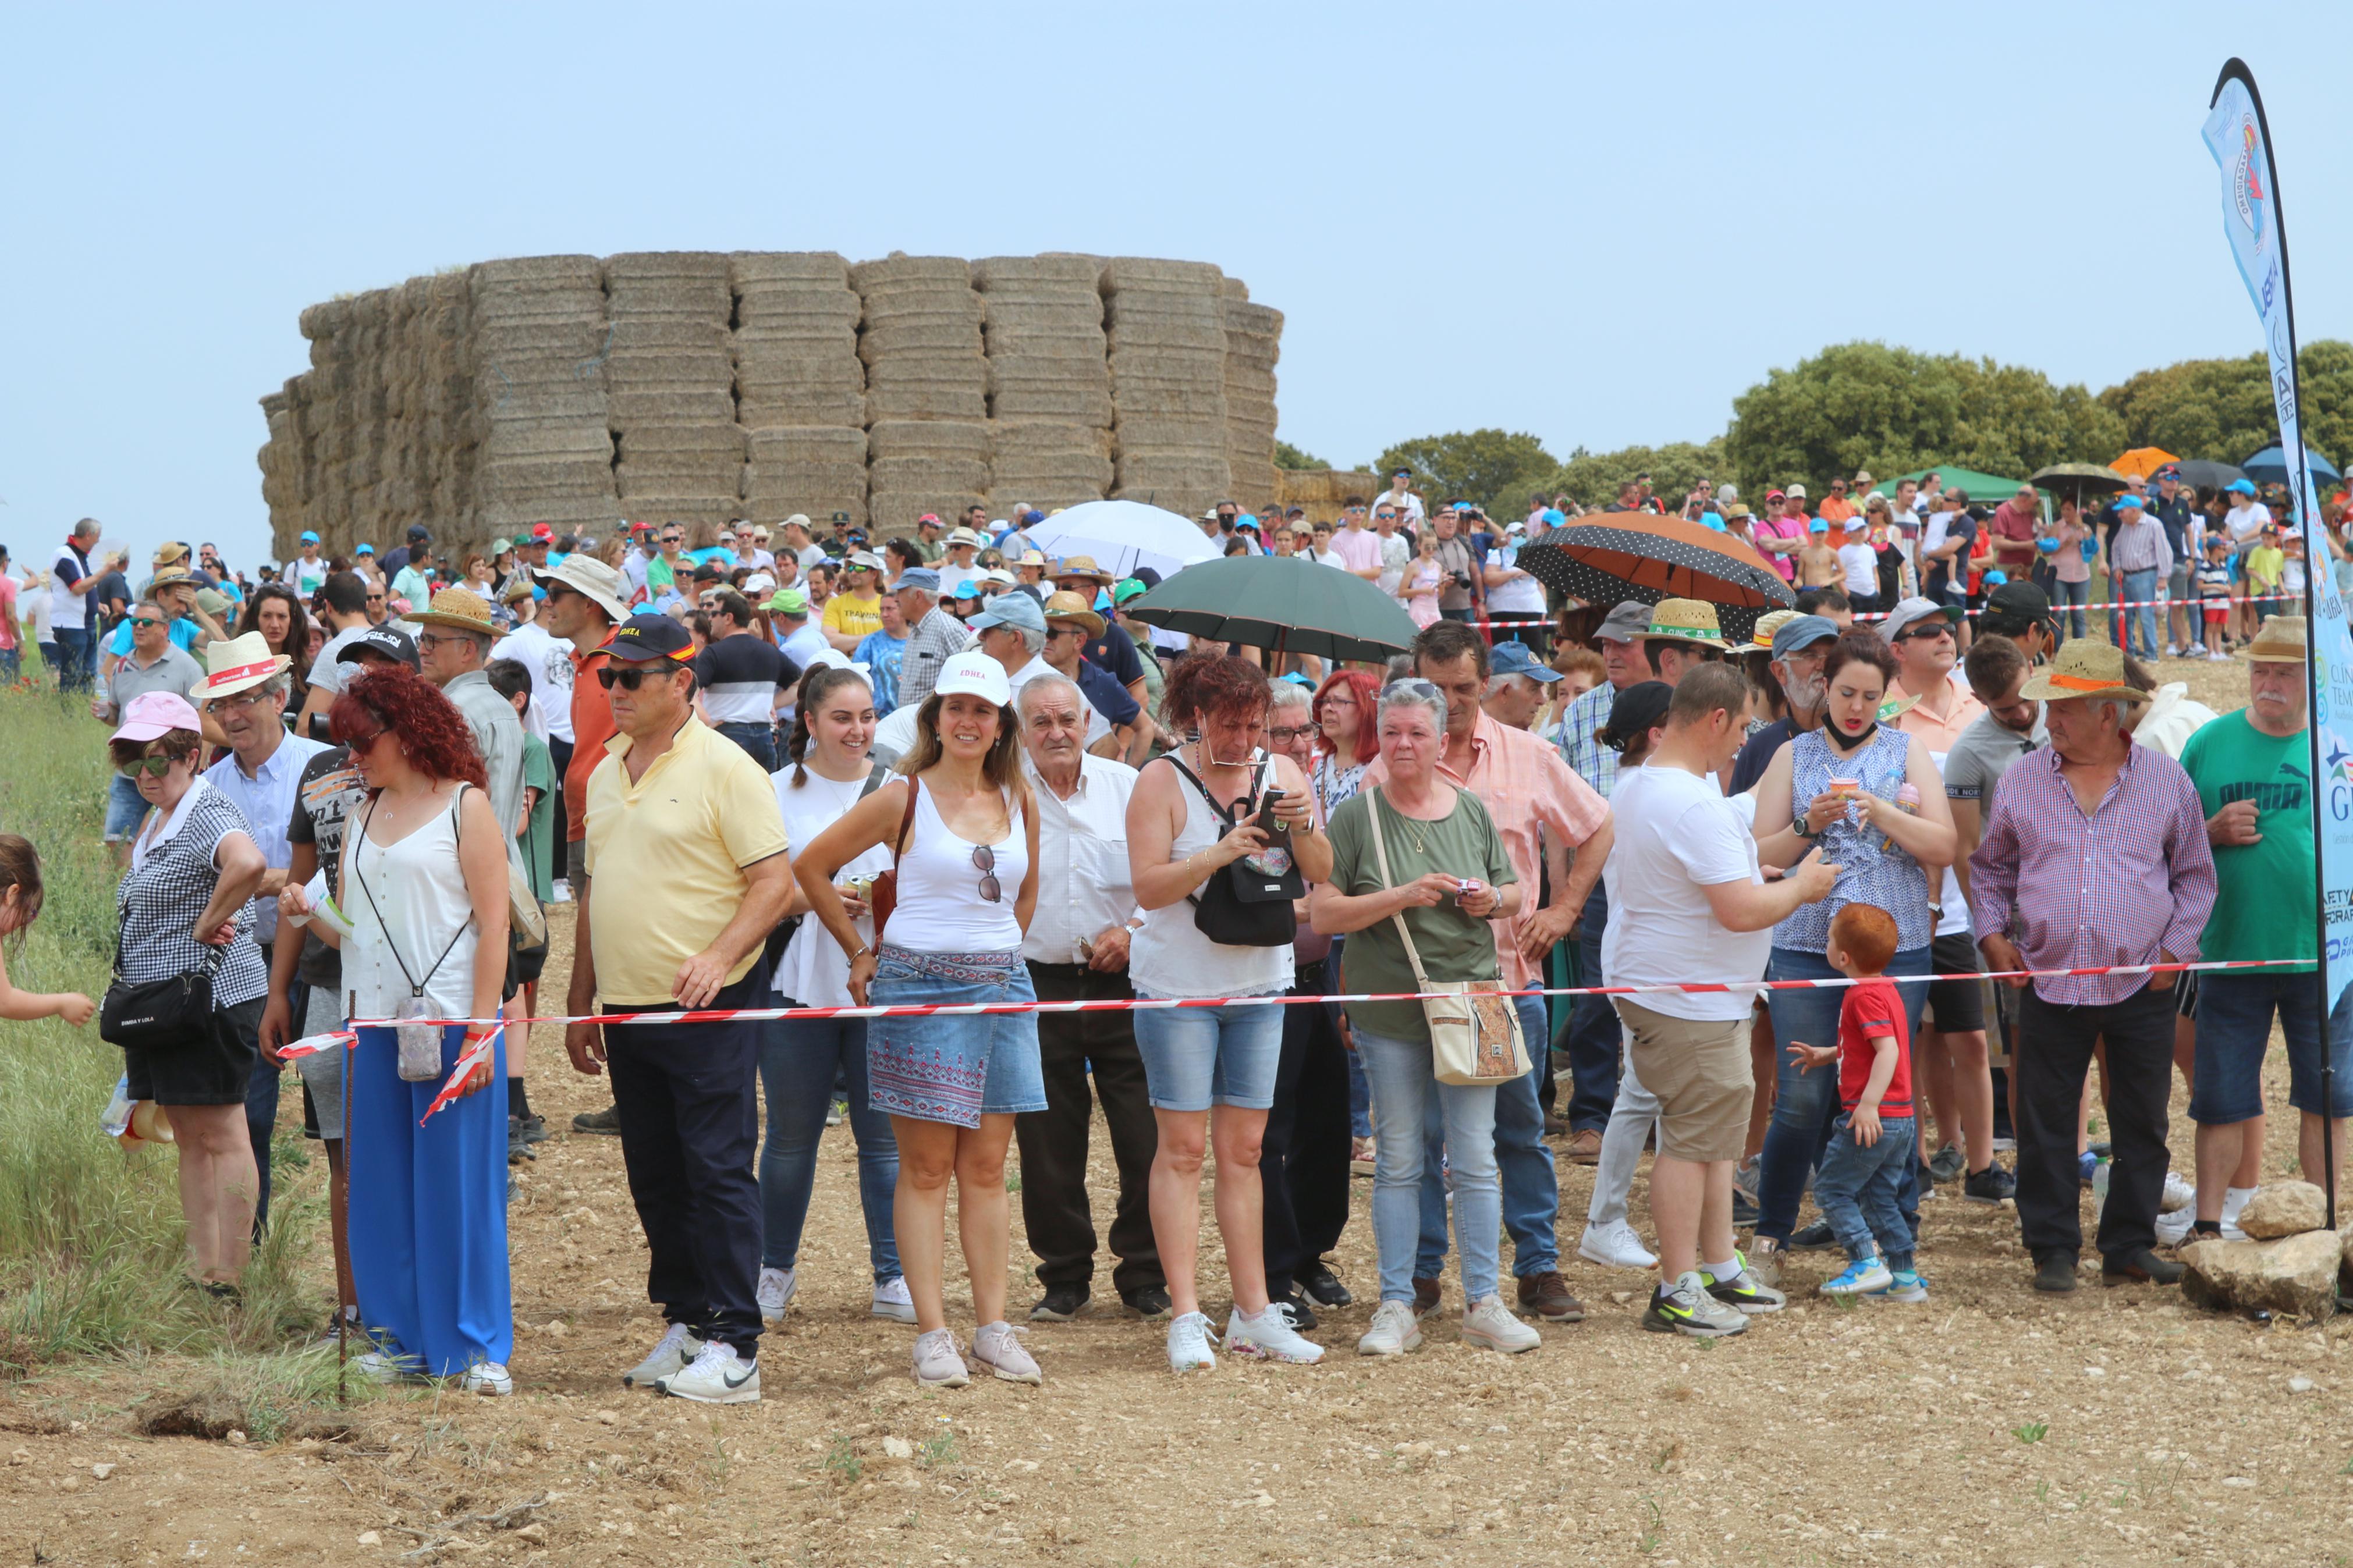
[1559,883,1620,1133]
[606,971,765,1359]
[1261,957,1354,1296]
[548,737,572,871]
[2015,980,2174,1261]
[1014,962,1163,1300]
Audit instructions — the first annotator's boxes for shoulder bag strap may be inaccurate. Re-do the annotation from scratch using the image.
[858,760,890,801]
[1364,785,1437,994]
[1162,751,1238,911]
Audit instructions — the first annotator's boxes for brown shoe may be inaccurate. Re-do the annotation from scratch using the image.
[1565,1128,1603,1165]
[1516,1270,1587,1322]
[1411,1276,1441,1318]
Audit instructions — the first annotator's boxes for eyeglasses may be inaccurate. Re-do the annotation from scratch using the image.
[1316,694,1357,710]
[414,632,474,651]
[1269,724,1316,744]
[208,689,276,712]
[973,844,1001,904]
[597,663,684,691]
[118,756,175,779]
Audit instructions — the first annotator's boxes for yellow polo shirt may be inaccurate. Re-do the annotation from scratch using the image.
[822,590,882,642]
[583,714,789,1005]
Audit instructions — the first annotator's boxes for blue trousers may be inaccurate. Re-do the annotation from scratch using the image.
[349,1024,512,1377]
[53,626,91,691]
[1415,993,1558,1279]
[2122,568,2159,659]
[1815,1112,1918,1271]
[715,720,778,774]
[757,1014,900,1281]
[1559,883,1620,1133]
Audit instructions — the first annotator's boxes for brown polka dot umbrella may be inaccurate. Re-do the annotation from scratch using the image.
[1517,512,1795,642]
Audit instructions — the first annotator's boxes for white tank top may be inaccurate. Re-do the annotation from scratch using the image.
[882,780,1027,954]
[1129,755,1295,1000]
[343,787,480,1020]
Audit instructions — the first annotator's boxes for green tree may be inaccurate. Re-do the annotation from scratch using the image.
[1725,341,2124,490]
[2098,340,2353,468]
[1548,438,1731,509]
[1372,429,1557,517]
[1273,440,1328,471]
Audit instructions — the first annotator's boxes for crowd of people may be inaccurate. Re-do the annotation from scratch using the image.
[3,470,2344,1402]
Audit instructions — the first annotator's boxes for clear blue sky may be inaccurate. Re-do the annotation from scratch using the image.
[5,3,2347,575]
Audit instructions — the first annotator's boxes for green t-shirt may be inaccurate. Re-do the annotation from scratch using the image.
[2180,710,2313,969]
[519,733,556,904]
[1325,785,1517,1041]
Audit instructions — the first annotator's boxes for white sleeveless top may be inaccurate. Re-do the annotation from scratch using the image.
[883,780,1027,954]
[1129,756,1295,1000]
[342,787,481,1020]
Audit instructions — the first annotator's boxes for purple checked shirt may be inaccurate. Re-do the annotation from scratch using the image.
[1969,742,2217,1005]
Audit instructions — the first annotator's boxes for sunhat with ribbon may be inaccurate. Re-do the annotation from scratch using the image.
[2019,638,2149,704]
[1643,596,1731,650]
[197,631,292,701]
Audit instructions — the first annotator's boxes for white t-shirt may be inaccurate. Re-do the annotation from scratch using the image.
[282,556,329,596]
[2226,501,2272,545]
[769,766,892,1007]
[49,545,90,631]
[491,621,577,744]
[1837,539,1879,595]
[306,624,371,702]
[778,620,830,670]
[1601,762,1772,1023]
[21,570,52,640]
[1485,543,1548,614]
[1378,488,1426,525]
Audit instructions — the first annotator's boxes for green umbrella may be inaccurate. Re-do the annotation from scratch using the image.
[1121,555,1422,664]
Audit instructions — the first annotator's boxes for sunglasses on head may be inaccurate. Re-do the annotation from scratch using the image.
[598,662,684,691]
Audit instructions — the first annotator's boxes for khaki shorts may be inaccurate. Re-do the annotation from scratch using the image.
[1612,998,1753,1163]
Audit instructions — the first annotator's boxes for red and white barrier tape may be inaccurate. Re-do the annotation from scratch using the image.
[274,957,2300,1057]
[1473,596,2283,632]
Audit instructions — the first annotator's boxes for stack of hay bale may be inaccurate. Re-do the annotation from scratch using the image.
[1222,282,1283,511]
[1102,258,1233,520]
[465,255,618,538]
[603,252,742,532]
[972,255,1113,513]
[733,252,869,528]
[851,256,989,532]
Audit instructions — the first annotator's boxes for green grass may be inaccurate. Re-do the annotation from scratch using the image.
[0,689,323,1377]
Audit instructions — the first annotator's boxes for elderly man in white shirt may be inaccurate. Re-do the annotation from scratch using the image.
[1011,671,1168,1324]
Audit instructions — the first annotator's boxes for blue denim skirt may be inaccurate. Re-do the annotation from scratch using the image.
[867,945,1046,1129]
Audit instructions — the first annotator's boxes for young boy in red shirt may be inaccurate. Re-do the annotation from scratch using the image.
[1786,903,1925,1302]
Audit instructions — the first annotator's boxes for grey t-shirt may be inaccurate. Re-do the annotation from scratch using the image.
[107,643,204,718]
[305,625,371,701]
[1943,710,2045,806]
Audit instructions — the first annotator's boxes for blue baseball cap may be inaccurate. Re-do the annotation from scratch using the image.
[968,589,1046,633]
[2114,493,2145,511]
[894,567,942,593]
[1808,518,1829,534]
[299,531,320,543]
[356,542,375,554]
[1488,641,1562,682]
[2227,478,2257,495]
[1540,509,1566,527]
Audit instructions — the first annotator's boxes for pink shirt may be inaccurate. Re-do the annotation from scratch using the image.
[0,574,16,652]
[1329,524,1383,576]
[1753,514,1804,581]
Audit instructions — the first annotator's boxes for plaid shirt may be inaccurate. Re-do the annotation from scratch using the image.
[1969,742,2216,1005]
[1553,681,1623,799]
[898,605,971,712]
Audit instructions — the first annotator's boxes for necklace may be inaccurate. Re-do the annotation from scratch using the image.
[1385,790,1436,855]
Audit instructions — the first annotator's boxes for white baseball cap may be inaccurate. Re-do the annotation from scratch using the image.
[932,649,1013,707]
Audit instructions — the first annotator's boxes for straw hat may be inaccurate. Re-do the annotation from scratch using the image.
[1055,554,1115,584]
[196,631,292,701]
[2245,614,2308,663]
[1749,609,1799,650]
[404,586,498,637]
[1042,590,1106,639]
[2019,638,2148,704]
[1644,598,1730,649]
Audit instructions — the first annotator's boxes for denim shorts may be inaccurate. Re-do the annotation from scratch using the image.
[2189,971,2353,1124]
[1131,990,1287,1111]
[865,945,1045,1129]
[104,773,151,843]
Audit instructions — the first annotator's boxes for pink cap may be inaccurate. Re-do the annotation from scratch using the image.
[111,690,203,744]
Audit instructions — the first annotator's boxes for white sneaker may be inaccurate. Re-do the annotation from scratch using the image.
[1166,1311,1218,1373]
[2208,650,2232,662]
[1642,1272,1747,1337]
[462,1360,513,1397]
[2188,642,2207,656]
[551,877,573,904]
[871,1276,916,1324]
[1225,1303,1324,1364]
[913,1327,970,1388]
[1357,1299,1423,1357]
[2162,1171,2196,1213]
[352,1349,419,1383]
[656,1342,760,1404]
[757,1267,797,1321]
[2166,644,2181,658]
[1460,1295,1542,1354]
[1577,1219,1659,1270]
[2220,1185,2256,1242]
[2155,1206,2197,1246]
[623,1322,705,1389]
[971,1320,1042,1384]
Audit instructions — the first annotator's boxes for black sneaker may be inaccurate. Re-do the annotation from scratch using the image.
[1028,1286,1088,1322]
[2100,1247,2185,1287]
[1928,1144,1965,1185]
[1786,1220,1839,1251]
[1731,1192,1761,1228]
[1120,1286,1172,1320]
[573,1105,622,1135]
[1271,1289,1319,1331]
[1299,1261,1353,1308]
[516,1114,549,1146]
[2032,1251,2079,1293]
[1962,1163,2017,1204]
[507,1117,535,1165]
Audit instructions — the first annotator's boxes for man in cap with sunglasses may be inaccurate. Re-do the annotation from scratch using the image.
[95,591,208,862]
[570,613,792,1403]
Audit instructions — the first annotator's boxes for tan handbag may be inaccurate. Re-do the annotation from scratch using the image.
[1363,785,1528,1086]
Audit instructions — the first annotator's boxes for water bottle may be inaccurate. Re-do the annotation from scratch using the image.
[2091,1157,2111,1217]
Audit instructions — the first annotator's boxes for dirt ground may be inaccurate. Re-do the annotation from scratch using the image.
[6,646,2352,1567]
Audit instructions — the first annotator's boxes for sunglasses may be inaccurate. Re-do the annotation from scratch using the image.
[598,662,685,691]
[973,844,1001,904]
[118,755,175,779]
[342,725,388,755]
[127,616,165,630]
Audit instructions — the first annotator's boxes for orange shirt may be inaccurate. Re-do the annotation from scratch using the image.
[566,644,614,844]
[1817,496,1858,525]
[1889,674,1985,756]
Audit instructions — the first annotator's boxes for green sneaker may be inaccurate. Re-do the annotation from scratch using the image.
[1699,1251,1788,1314]
[1641,1273,1748,1338]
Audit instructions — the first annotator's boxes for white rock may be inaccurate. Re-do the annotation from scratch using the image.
[882,1437,914,1460]
[2084,1366,2105,1379]
[2289,1375,2317,1393]
[2222,1475,2256,1488]
[357,1530,382,1545]
[91,1463,114,1480]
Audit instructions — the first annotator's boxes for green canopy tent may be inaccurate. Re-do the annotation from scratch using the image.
[1864,466,2037,504]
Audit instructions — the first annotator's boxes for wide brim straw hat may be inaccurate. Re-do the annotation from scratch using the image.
[1643,596,1731,649]
[404,586,498,637]
[2019,638,2148,703]
[2244,614,2308,664]
[196,631,292,701]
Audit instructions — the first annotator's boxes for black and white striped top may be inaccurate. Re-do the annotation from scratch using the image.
[115,782,269,1007]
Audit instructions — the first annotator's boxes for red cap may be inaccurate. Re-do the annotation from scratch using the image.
[530,524,555,542]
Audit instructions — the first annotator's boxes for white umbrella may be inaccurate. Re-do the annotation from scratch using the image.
[1025,500,1219,582]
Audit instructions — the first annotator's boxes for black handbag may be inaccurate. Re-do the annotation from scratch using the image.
[100,943,222,1050]
[1165,754,1298,948]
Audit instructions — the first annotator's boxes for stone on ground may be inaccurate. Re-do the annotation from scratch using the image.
[2180,1230,2342,1318]
[2237,1181,2330,1240]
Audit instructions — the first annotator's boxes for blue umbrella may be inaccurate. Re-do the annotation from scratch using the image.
[2240,443,2340,486]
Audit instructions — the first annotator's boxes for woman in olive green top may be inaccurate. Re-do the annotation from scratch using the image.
[1311,680,1539,1358]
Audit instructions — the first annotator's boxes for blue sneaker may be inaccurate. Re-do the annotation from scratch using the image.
[1875,1269,1928,1304]
[1819,1257,1893,1297]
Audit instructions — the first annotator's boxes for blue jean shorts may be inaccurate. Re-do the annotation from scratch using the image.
[1131,990,1288,1111]
[104,773,152,843]
[2190,971,2353,1124]
[865,945,1045,1129]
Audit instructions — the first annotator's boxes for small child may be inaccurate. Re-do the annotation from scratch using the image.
[2198,534,2234,659]
[1797,518,1843,588]
[0,835,97,1026]
[2245,525,2285,630]
[1403,535,1443,628]
[1786,902,1923,1302]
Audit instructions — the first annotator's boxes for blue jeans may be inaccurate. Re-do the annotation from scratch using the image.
[1755,945,1931,1244]
[1560,883,1620,1132]
[0,647,17,681]
[757,1014,900,1282]
[53,626,92,691]
[2123,568,2159,659]
[716,720,778,774]
[1415,993,1559,1278]
[104,773,151,843]
[1814,1112,1918,1271]
[1131,992,1286,1111]
[2051,578,2088,641]
[2189,972,2353,1124]
[1355,1025,1499,1304]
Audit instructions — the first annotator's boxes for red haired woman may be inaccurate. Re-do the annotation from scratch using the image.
[281,665,513,1393]
[1310,669,1380,823]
